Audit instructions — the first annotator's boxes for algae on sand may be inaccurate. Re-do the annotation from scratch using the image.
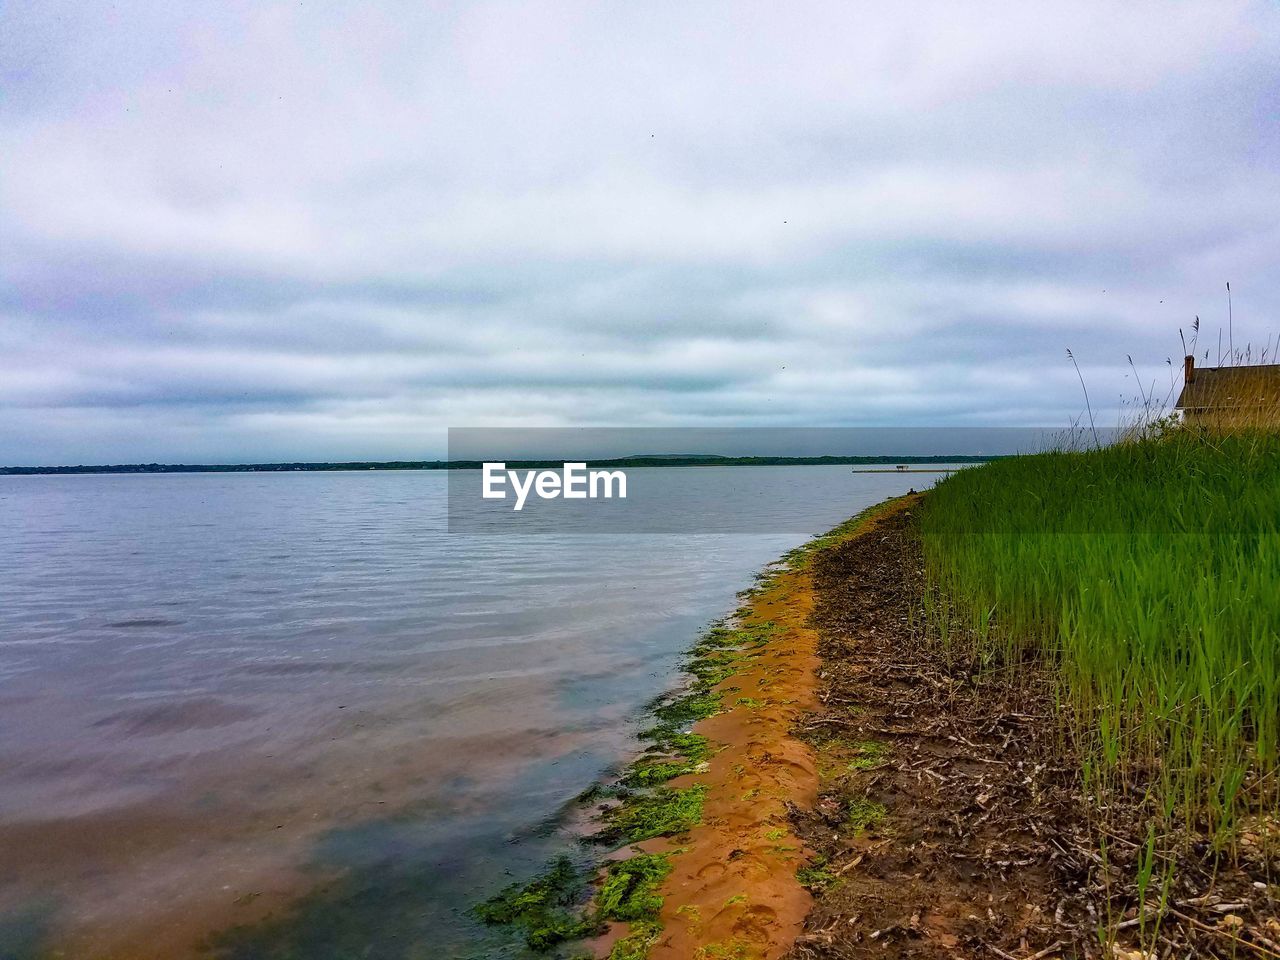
[472,852,673,957]
[472,517,869,956]
[606,919,663,960]
[472,856,604,951]
[600,785,708,844]
[595,854,673,923]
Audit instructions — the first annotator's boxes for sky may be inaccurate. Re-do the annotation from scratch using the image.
[2,1,1279,464]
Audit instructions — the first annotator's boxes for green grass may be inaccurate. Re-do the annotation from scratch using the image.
[843,797,886,833]
[846,740,889,771]
[795,855,838,892]
[919,432,1280,842]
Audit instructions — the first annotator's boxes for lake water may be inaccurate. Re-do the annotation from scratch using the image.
[0,467,940,959]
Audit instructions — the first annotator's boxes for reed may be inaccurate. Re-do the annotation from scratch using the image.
[919,430,1280,844]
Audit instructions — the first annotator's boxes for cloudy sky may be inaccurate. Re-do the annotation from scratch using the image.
[2,1,1278,463]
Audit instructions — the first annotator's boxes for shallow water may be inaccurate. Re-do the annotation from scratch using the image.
[0,467,936,958]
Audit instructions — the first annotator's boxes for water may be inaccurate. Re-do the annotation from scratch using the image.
[0,467,937,958]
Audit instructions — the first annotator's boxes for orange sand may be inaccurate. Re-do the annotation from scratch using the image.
[638,563,822,960]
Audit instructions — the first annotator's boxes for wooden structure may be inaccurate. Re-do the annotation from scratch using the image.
[1176,355,1280,430]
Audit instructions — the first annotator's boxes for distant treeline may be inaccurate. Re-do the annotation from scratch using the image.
[0,454,1002,476]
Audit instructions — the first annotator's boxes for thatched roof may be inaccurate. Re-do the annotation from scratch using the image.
[1176,363,1280,413]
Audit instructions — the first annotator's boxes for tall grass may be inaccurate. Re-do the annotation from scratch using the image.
[919,431,1280,842]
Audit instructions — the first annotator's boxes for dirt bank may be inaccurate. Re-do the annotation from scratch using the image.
[591,495,1277,960]
[783,498,1080,958]
[783,500,1278,960]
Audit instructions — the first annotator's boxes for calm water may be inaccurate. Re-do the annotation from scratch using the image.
[0,467,938,959]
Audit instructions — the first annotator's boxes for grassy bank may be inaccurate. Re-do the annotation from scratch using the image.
[919,432,1280,843]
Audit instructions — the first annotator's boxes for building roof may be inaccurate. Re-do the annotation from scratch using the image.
[1176,363,1280,412]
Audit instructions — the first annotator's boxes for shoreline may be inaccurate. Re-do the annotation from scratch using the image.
[615,528,823,958]
[578,497,918,959]
[481,459,1277,959]
[470,497,916,959]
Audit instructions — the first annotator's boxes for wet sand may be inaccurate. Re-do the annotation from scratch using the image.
[606,503,910,960]
[645,563,819,959]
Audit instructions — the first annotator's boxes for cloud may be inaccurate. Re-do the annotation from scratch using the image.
[2,0,1279,462]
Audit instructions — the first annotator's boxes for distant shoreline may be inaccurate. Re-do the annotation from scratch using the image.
[0,455,1002,476]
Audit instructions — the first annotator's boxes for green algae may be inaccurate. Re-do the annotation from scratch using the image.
[607,920,662,960]
[778,496,911,572]
[470,528,848,957]
[622,758,696,788]
[694,941,750,959]
[601,785,707,844]
[643,689,722,740]
[652,732,714,764]
[473,852,673,954]
[576,781,629,805]
[595,854,672,923]
[622,730,716,787]
[472,856,604,951]
[471,855,670,960]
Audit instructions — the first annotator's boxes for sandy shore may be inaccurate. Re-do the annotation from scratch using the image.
[641,547,820,958]
[596,499,914,960]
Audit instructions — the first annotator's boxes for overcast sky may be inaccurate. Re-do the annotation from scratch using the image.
[2,1,1278,463]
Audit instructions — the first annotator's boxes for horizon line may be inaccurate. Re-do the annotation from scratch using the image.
[0,453,1007,476]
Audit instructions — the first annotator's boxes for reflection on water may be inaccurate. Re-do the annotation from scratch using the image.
[0,468,934,958]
